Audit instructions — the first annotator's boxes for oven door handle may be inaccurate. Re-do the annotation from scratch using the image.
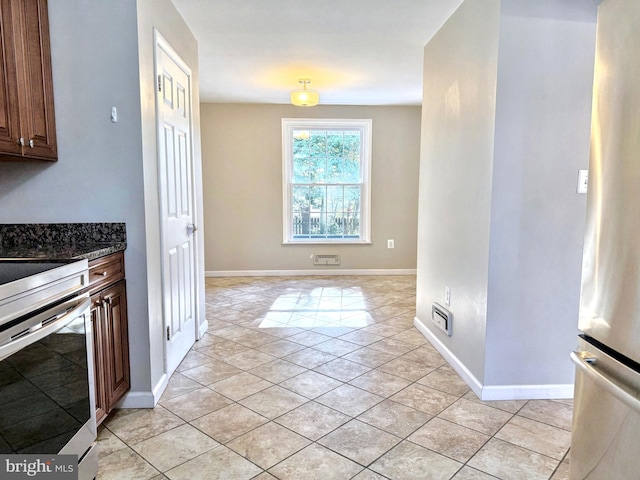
[0,294,91,362]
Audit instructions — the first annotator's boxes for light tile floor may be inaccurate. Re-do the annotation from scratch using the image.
[97,275,572,480]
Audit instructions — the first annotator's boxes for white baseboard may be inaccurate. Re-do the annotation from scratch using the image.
[206,268,417,277]
[414,316,574,401]
[481,384,574,401]
[414,316,483,399]
[117,373,168,409]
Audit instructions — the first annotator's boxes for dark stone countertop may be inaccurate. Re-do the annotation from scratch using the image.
[0,223,126,261]
[0,242,126,261]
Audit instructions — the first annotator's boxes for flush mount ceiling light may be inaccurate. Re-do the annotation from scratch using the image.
[290,79,319,107]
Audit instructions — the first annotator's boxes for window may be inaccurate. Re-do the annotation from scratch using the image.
[282,118,372,244]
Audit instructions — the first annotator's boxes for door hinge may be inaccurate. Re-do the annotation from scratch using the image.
[166,326,170,341]
[157,74,162,92]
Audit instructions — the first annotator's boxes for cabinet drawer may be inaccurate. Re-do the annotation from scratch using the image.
[87,252,124,294]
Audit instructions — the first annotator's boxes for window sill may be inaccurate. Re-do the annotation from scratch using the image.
[282,239,372,245]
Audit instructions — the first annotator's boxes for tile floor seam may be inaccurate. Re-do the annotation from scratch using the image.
[465,436,564,479]
[491,437,566,464]
[514,412,573,432]
[405,418,495,466]
[144,443,221,475]
[313,435,402,470]
[98,444,162,478]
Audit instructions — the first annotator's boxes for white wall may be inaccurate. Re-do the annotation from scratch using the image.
[416,0,598,399]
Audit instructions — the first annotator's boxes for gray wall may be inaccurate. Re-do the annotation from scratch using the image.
[201,104,421,274]
[485,4,597,387]
[0,0,151,393]
[137,0,205,400]
[0,0,203,405]
[416,0,501,384]
[416,0,597,397]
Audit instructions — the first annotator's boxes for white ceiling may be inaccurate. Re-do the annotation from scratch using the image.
[171,0,463,106]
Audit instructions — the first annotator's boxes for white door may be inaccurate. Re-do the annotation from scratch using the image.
[155,32,197,375]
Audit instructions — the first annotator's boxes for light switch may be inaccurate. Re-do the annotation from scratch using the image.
[577,169,588,194]
[111,106,118,123]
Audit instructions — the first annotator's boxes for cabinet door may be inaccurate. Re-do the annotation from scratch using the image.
[15,0,57,160]
[0,0,21,155]
[102,280,130,411]
[90,293,108,426]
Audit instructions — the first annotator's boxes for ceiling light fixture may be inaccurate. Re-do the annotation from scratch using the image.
[290,79,319,107]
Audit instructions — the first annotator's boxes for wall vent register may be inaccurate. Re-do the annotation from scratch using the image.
[313,254,341,265]
[432,302,453,336]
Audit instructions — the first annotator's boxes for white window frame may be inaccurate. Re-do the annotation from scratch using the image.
[282,118,372,244]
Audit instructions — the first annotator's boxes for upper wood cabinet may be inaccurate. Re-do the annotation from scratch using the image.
[0,0,57,162]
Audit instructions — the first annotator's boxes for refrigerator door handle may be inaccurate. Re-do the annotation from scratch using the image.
[571,351,640,413]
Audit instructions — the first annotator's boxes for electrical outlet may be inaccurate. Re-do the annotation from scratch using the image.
[387,239,395,249]
[445,286,451,306]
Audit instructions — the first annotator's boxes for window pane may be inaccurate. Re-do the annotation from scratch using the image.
[327,213,344,236]
[293,154,310,183]
[293,132,311,183]
[326,156,343,184]
[293,133,328,184]
[345,213,360,236]
[293,215,308,236]
[343,131,361,183]
[293,134,309,157]
[309,185,325,211]
[327,186,344,212]
[326,131,344,157]
[292,186,310,213]
[310,211,324,235]
[309,131,326,154]
[309,155,326,183]
[343,131,360,159]
[345,186,360,213]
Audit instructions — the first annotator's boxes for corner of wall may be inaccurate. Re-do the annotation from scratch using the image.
[416,0,500,391]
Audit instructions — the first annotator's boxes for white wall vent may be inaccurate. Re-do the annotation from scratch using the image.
[313,254,341,266]
[432,303,453,336]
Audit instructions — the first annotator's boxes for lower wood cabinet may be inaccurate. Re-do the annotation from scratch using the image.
[87,253,130,426]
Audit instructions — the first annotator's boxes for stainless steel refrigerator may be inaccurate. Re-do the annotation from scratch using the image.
[570,0,640,478]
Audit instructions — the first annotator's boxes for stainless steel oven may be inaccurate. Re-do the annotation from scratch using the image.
[0,260,98,480]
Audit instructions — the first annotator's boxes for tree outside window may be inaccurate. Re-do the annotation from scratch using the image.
[282,119,372,244]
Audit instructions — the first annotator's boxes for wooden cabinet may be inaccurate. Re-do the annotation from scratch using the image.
[0,0,57,162]
[87,252,130,426]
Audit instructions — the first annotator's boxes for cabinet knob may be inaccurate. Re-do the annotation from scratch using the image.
[18,137,24,146]
[28,138,34,148]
